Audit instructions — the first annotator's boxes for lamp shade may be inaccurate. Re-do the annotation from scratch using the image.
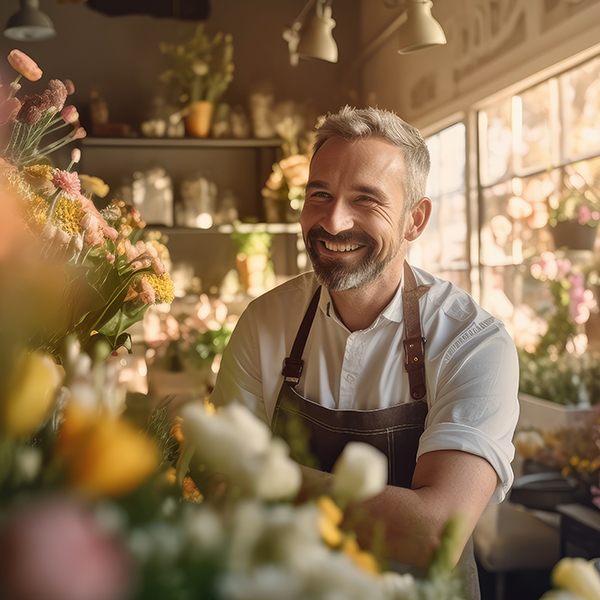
[397,0,446,54]
[4,0,56,41]
[297,3,338,63]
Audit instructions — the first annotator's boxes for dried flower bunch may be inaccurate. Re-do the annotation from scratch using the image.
[0,49,174,359]
[159,23,234,105]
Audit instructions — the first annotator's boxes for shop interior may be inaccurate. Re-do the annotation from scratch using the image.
[2,1,600,599]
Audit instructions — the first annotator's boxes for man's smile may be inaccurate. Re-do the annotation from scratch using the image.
[322,240,362,253]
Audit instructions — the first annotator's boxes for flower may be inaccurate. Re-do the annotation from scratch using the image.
[0,497,137,600]
[7,49,43,81]
[56,403,160,498]
[548,169,600,228]
[332,442,388,506]
[549,557,600,599]
[1,350,63,435]
[53,168,81,195]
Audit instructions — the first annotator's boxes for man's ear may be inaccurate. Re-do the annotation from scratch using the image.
[405,197,432,242]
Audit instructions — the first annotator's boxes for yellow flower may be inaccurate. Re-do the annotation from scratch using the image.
[146,273,175,304]
[24,195,49,230]
[78,174,110,198]
[552,557,600,599]
[56,404,159,497]
[52,194,85,236]
[1,350,63,436]
[317,495,344,548]
[341,537,381,575]
[23,164,54,181]
[570,456,580,467]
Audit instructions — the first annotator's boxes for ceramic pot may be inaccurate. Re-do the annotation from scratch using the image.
[551,220,598,251]
[185,101,214,138]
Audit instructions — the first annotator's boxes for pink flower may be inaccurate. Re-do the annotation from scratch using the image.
[77,194,118,241]
[578,205,592,225]
[71,148,81,164]
[106,253,115,264]
[52,169,81,195]
[7,49,43,81]
[0,496,137,600]
[139,277,155,304]
[64,79,75,95]
[62,105,80,125]
[80,213,105,247]
[70,126,87,140]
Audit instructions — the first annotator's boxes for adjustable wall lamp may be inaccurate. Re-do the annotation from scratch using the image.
[283,0,338,66]
[4,0,56,41]
[396,0,446,54]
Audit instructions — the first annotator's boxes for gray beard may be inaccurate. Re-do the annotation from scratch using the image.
[305,227,403,292]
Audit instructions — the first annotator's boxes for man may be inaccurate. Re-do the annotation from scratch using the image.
[210,106,519,599]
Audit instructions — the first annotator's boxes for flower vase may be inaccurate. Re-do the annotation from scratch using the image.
[185,101,214,138]
[551,220,598,251]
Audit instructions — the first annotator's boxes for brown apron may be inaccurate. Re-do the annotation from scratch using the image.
[271,262,480,600]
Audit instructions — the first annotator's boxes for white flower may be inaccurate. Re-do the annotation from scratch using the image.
[185,505,225,553]
[256,437,302,501]
[380,572,419,600]
[332,442,388,505]
[182,401,297,497]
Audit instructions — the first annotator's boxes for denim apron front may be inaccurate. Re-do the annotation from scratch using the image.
[270,262,480,600]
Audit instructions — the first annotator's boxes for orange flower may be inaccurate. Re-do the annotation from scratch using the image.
[7,49,43,81]
[56,404,159,497]
[182,476,203,503]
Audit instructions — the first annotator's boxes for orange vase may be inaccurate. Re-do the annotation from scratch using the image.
[185,101,214,138]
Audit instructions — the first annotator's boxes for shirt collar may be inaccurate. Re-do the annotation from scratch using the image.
[318,276,405,330]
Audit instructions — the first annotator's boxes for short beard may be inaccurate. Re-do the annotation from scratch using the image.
[305,226,403,292]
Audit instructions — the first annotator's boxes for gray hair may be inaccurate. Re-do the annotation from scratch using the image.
[312,106,431,211]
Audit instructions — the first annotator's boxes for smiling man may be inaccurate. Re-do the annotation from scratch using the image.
[210,106,519,599]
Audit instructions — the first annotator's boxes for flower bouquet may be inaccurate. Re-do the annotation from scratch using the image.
[517,251,600,406]
[0,49,174,362]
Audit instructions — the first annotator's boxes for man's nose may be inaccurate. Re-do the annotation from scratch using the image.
[320,200,354,235]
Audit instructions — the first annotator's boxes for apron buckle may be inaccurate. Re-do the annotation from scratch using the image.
[403,336,426,372]
[282,357,304,385]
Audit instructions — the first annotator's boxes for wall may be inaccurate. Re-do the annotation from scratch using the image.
[0,0,361,132]
[357,0,600,132]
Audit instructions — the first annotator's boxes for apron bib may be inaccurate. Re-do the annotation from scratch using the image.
[271,262,480,600]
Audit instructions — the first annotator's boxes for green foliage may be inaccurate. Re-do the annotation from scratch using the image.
[159,23,234,105]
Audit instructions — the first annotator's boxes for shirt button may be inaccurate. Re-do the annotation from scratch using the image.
[346,374,355,382]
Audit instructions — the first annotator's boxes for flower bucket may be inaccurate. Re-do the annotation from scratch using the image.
[551,220,598,251]
[185,101,214,138]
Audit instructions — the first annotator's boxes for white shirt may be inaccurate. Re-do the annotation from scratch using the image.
[211,267,520,504]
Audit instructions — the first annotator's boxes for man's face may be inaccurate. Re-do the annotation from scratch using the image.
[300,136,409,291]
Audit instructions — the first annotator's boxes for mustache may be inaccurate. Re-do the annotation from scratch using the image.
[306,226,375,247]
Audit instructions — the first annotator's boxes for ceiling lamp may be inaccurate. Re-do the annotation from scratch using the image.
[283,0,338,66]
[397,0,446,54]
[4,0,56,42]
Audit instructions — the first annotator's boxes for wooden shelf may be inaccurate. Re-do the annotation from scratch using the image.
[82,137,283,149]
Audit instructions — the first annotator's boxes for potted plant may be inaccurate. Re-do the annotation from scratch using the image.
[548,169,600,251]
[159,24,234,138]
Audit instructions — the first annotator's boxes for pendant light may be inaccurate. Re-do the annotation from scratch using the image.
[4,0,56,42]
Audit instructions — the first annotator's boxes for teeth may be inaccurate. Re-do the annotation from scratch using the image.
[324,241,360,252]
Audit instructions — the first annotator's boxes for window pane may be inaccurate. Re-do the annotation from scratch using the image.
[410,123,468,286]
[560,56,600,161]
[480,173,555,267]
[479,97,513,186]
[515,81,554,173]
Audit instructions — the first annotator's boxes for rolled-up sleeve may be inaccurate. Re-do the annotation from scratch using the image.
[417,320,520,504]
